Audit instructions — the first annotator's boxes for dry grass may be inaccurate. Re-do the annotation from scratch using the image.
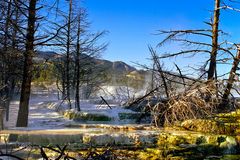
[152,82,220,126]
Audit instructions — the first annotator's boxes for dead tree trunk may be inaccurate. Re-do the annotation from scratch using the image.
[12,0,19,49]
[3,0,12,121]
[3,0,12,51]
[61,64,66,100]
[220,48,240,109]
[150,47,169,98]
[66,0,73,109]
[208,0,220,80]
[16,0,36,127]
[75,15,81,111]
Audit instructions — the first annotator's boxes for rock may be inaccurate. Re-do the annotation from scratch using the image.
[83,134,114,146]
[219,136,237,154]
[138,134,158,146]
[63,111,112,121]
[113,134,136,145]
[181,119,237,135]
[14,134,83,145]
[235,135,240,145]
[157,129,240,155]
[220,155,240,160]
[118,112,141,120]
[206,155,222,159]
[82,132,158,147]
[196,136,207,144]
[179,143,198,148]
[157,133,189,146]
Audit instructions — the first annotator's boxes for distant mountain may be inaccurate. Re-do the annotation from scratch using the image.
[36,51,59,60]
[34,51,196,89]
[93,59,136,74]
[35,51,137,74]
[112,61,136,73]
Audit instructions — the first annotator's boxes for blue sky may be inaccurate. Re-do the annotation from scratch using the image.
[81,0,240,74]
